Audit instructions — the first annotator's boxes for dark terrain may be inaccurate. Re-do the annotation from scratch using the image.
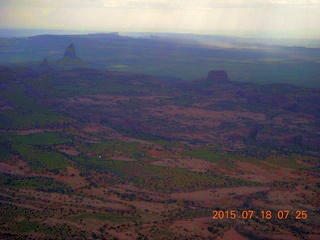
[0,35,319,239]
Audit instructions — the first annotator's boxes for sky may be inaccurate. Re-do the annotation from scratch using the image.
[1,0,320,38]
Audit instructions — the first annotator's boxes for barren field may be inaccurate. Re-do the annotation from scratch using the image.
[0,63,319,239]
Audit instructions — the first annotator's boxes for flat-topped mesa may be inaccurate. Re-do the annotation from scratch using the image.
[63,43,78,59]
[207,70,230,82]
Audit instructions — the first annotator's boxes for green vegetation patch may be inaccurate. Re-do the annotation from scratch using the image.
[184,146,250,162]
[12,221,39,233]
[0,144,11,162]
[82,140,142,159]
[264,155,300,169]
[152,229,175,238]
[184,146,256,170]
[75,157,257,193]
[13,144,69,171]
[132,164,256,192]
[110,64,128,69]
[11,221,82,238]
[184,146,307,170]
[11,132,70,145]
[0,111,65,129]
[69,211,139,223]
[0,173,72,193]
[0,203,83,237]
[0,203,43,222]
[0,84,67,129]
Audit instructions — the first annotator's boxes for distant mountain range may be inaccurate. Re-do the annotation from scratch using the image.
[1,33,319,88]
[1,28,319,48]
[125,32,320,48]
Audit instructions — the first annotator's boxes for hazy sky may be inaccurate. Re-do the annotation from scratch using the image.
[1,0,320,38]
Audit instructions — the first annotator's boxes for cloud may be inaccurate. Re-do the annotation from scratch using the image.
[1,0,319,37]
[0,0,58,7]
[97,0,320,9]
[1,0,320,9]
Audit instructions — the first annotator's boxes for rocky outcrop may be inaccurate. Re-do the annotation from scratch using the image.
[207,70,230,82]
[36,58,51,71]
[63,43,78,59]
[53,43,89,69]
[186,70,231,93]
[39,58,49,67]
[248,125,263,140]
